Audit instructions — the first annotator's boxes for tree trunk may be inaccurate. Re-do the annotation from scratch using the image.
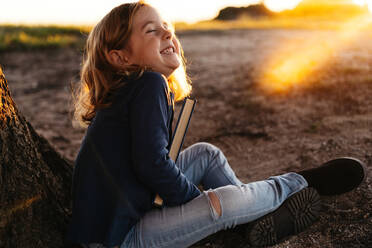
[0,67,73,248]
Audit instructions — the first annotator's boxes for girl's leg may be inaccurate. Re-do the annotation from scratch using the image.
[175,142,243,189]
[120,172,309,248]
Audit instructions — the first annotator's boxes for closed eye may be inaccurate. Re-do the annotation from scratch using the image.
[146,29,157,33]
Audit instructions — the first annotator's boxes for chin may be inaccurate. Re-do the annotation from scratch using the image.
[171,63,181,71]
[159,65,181,78]
[172,60,181,70]
[169,56,181,69]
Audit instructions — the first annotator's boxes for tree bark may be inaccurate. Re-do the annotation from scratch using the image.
[0,67,73,248]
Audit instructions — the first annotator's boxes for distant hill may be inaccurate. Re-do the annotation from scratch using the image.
[214,4,275,21]
[213,0,367,21]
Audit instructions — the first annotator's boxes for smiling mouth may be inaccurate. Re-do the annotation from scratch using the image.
[160,46,175,55]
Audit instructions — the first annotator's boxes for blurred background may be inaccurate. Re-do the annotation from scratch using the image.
[1,0,371,24]
[1,0,372,50]
[0,1,371,247]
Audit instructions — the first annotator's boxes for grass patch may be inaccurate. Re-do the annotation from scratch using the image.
[0,25,91,52]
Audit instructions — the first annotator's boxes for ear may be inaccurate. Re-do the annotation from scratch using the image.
[107,49,130,69]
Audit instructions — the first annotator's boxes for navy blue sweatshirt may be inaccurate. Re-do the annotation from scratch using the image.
[65,72,201,247]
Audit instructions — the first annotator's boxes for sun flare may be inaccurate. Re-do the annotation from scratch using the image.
[352,0,372,12]
[260,14,372,92]
[264,0,303,12]
[353,0,365,5]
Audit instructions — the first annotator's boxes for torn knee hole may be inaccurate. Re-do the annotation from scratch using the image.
[208,191,222,217]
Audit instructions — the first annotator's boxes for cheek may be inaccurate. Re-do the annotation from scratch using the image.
[127,42,144,64]
[172,38,181,56]
[143,40,160,57]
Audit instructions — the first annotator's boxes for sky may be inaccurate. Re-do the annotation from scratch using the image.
[0,0,368,25]
[0,0,303,25]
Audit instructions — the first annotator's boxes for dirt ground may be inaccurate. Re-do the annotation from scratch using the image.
[1,29,371,247]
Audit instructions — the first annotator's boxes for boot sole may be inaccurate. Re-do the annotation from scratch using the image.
[247,187,321,247]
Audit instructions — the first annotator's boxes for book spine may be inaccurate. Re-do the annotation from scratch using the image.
[173,98,196,163]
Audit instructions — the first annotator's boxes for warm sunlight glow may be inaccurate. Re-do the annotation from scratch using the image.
[0,0,262,25]
[353,0,372,12]
[1,194,42,227]
[353,0,365,5]
[260,14,372,92]
[0,71,17,123]
[264,0,303,12]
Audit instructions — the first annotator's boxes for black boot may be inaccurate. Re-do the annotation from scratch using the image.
[246,187,321,247]
[297,157,366,196]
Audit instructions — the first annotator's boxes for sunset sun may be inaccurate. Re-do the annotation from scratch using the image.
[352,0,372,12]
[264,0,303,12]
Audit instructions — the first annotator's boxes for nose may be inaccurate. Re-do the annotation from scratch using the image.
[163,27,172,40]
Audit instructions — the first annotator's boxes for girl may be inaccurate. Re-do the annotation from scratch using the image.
[65,1,366,248]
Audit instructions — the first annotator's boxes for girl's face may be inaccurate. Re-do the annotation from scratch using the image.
[126,5,181,77]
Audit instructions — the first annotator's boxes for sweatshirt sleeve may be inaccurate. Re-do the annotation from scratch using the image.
[129,72,201,206]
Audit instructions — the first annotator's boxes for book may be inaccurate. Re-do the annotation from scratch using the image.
[153,97,197,207]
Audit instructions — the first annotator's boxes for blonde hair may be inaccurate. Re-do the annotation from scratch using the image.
[73,1,191,127]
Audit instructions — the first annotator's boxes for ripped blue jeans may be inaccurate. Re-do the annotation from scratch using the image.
[116,142,308,248]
